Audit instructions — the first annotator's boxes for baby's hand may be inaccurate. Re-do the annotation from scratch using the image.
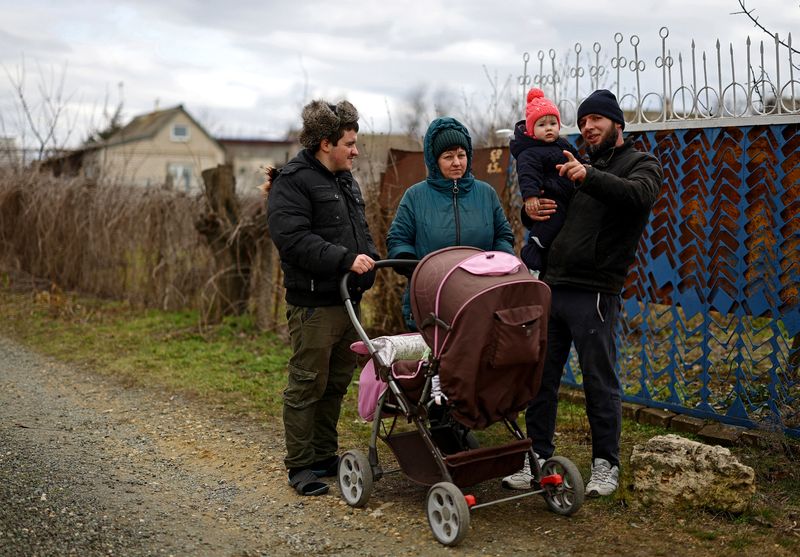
[524,197,541,218]
[525,197,557,221]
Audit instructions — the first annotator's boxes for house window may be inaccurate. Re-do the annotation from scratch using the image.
[167,163,193,191]
[171,124,190,142]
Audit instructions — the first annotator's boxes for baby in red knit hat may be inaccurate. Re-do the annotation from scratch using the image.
[510,88,584,276]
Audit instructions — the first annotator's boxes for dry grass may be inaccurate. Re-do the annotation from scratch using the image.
[0,170,213,310]
[0,166,397,336]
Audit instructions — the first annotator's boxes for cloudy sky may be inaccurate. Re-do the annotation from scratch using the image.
[1,0,798,148]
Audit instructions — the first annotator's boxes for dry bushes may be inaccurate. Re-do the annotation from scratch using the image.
[0,171,214,311]
[194,165,284,332]
[361,203,407,336]
[350,153,407,336]
[0,166,400,336]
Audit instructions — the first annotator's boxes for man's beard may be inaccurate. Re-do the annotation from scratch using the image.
[587,126,618,159]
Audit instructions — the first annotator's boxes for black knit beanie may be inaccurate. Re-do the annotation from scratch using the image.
[577,89,625,130]
[431,128,470,160]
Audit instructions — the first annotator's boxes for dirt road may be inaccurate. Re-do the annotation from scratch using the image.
[0,336,793,556]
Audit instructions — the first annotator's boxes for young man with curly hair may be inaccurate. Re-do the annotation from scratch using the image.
[267,99,379,496]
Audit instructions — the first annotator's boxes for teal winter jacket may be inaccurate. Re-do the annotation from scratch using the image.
[387,117,514,327]
[387,117,514,260]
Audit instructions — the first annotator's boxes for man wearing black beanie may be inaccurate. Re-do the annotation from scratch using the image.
[577,89,626,130]
[503,89,663,497]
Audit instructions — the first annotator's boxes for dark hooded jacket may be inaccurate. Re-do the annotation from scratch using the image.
[267,148,379,307]
[543,138,663,294]
[510,119,581,204]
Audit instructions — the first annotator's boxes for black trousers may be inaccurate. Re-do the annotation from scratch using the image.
[525,286,622,467]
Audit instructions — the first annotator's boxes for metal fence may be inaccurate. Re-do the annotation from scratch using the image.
[519,26,799,128]
[518,27,799,437]
[558,123,799,438]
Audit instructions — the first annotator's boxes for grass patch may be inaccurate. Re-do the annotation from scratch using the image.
[1,289,291,419]
[688,528,720,541]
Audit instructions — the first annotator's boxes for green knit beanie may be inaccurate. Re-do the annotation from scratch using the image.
[431,128,470,160]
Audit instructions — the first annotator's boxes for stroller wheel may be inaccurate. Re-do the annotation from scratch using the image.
[426,482,470,546]
[540,456,585,516]
[337,450,373,508]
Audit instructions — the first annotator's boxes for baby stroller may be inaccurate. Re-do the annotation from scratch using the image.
[338,247,584,546]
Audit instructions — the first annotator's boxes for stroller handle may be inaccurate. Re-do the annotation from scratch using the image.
[340,259,419,351]
[338,258,419,303]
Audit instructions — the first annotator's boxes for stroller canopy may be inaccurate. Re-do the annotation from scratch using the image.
[410,247,551,429]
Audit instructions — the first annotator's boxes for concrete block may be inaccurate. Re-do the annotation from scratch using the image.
[739,429,769,448]
[669,414,706,434]
[622,403,646,421]
[637,407,676,428]
[697,423,743,446]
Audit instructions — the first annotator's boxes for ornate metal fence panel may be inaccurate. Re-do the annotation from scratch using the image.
[519,27,799,437]
[519,27,799,127]
[568,123,799,438]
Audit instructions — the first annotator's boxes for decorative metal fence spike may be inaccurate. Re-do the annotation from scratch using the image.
[520,26,800,127]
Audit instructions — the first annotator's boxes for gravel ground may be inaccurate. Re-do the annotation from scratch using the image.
[0,335,795,557]
[0,335,563,557]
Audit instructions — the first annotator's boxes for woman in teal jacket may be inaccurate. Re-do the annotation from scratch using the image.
[387,116,515,329]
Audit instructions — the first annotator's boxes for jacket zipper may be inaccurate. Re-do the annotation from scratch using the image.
[337,176,364,252]
[452,180,461,245]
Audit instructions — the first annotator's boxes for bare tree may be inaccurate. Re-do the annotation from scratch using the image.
[2,57,79,162]
[397,74,521,148]
[731,0,800,111]
[84,81,124,146]
[431,84,459,119]
[732,0,800,68]
[398,84,430,145]
[456,66,521,147]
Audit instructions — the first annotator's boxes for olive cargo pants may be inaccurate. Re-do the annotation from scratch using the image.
[283,304,360,470]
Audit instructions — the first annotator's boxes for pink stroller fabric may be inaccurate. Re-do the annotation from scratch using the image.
[357,360,386,422]
[352,335,428,421]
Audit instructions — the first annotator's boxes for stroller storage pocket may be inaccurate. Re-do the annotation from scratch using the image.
[488,304,544,367]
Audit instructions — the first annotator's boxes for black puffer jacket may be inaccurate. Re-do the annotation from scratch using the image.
[267,149,379,306]
[543,138,663,294]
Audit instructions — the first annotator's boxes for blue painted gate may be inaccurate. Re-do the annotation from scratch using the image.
[558,122,799,437]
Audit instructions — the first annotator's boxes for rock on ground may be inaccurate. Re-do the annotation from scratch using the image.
[630,434,755,514]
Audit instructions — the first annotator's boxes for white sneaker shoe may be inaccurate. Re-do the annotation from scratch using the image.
[501,453,545,490]
[585,458,619,497]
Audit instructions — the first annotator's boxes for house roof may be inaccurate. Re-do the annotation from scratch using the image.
[217,138,296,147]
[102,104,223,150]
